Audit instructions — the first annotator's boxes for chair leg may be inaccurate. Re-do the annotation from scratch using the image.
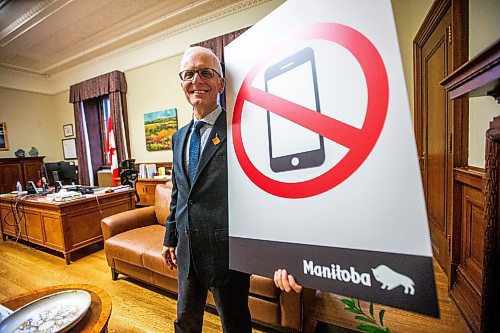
[111,268,118,280]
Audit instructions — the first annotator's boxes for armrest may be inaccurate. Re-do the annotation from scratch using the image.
[280,288,304,331]
[101,206,156,240]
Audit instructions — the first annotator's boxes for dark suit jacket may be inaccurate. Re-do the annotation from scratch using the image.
[164,110,238,288]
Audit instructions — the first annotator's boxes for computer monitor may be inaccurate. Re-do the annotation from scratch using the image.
[44,161,78,185]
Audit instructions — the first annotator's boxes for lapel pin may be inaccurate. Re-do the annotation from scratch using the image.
[212,133,221,145]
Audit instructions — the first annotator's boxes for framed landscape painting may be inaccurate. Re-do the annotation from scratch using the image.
[144,108,178,151]
[0,122,8,151]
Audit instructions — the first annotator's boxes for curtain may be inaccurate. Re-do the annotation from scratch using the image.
[69,70,129,185]
[191,27,250,110]
[192,26,250,63]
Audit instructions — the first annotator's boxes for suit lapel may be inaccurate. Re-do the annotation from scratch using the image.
[192,111,226,185]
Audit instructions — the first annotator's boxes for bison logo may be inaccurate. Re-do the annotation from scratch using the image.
[371,265,415,295]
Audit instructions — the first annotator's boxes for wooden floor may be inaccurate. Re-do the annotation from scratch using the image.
[0,239,471,333]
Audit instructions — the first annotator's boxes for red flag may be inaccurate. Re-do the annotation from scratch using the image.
[105,116,119,186]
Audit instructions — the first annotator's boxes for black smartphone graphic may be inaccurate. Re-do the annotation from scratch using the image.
[265,47,325,173]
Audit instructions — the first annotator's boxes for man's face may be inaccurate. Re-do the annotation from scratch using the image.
[180,52,224,116]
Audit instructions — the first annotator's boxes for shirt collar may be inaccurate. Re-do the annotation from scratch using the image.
[197,105,222,126]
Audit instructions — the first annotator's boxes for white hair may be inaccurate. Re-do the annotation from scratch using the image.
[180,46,223,77]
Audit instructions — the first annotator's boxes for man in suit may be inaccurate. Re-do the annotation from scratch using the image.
[161,46,252,332]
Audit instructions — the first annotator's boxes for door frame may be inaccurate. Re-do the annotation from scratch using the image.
[413,0,469,281]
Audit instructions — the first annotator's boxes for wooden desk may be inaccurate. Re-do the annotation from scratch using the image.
[0,190,135,264]
[1,284,112,333]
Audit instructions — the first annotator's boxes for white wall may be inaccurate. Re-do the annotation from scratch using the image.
[0,88,60,161]
[392,0,434,116]
[125,54,188,163]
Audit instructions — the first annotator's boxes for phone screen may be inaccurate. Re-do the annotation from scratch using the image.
[267,62,320,157]
[265,47,324,172]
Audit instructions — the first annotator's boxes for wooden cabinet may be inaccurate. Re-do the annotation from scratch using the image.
[0,157,44,194]
[135,181,154,206]
[0,162,22,194]
[116,177,170,206]
[135,179,170,206]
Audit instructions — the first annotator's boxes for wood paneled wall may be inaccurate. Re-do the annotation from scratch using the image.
[452,167,485,332]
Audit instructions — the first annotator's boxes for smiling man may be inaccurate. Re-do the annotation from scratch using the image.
[161,46,252,333]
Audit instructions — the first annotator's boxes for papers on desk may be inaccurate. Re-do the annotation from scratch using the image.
[93,185,131,195]
[46,191,82,201]
[153,175,170,179]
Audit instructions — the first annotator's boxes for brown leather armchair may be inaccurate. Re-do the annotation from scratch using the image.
[101,183,303,331]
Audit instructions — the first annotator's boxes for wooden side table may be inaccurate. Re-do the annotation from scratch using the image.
[115,177,170,206]
[0,284,112,333]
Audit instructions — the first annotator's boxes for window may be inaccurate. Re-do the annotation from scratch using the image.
[100,96,111,166]
[69,70,129,186]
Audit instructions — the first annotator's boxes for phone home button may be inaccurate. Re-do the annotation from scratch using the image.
[291,157,299,167]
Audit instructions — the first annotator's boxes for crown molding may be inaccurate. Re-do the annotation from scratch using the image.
[0,62,49,77]
[48,0,271,75]
[0,0,72,46]
[0,0,277,95]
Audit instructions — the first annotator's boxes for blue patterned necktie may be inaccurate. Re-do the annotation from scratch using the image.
[188,120,204,183]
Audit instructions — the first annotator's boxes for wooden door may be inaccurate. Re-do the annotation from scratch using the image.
[423,9,452,274]
[414,0,468,279]
[414,5,453,275]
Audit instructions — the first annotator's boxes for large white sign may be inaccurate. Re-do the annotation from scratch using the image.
[225,0,438,317]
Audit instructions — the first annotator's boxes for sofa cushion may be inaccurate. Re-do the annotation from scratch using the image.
[105,224,165,266]
[250,275,281,299]
[143,241,177,279]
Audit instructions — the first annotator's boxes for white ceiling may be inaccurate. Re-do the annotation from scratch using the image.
[0,0,248,77]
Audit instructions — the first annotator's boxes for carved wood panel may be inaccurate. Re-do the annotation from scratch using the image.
[462,185,485,289]
[452,168,485,332]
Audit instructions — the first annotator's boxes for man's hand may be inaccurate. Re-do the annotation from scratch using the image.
[161,246,177,270]
[274,269,302,293]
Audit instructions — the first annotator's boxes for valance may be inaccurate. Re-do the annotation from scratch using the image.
[69,70,127,103]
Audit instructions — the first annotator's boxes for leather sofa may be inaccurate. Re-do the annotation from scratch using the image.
[101,183,303,331]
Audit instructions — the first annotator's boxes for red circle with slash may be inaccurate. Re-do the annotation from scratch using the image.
[232,23,389,198]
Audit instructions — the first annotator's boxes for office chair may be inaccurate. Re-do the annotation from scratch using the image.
[119,159,140,202]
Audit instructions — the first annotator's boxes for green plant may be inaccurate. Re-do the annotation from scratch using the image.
[341,298,390,333]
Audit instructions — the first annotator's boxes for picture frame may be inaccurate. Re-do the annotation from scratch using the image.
[63,124,74,137]
[62,138,77,160]
[144,108,178,151]
[0,122,8,151]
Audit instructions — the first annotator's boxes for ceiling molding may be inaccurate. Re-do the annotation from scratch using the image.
[0,61,49,77]
[0,0,279,94]
[0,0,271,77]
[61,0,270,72]
[40,0,216,74]
[0,0,71,46]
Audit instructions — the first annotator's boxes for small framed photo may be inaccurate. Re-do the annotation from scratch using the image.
[0,122,8,151]
[63,124,74,137]
[62,138,77,160]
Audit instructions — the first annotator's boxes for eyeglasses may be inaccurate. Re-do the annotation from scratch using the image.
[179,68,221,81]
